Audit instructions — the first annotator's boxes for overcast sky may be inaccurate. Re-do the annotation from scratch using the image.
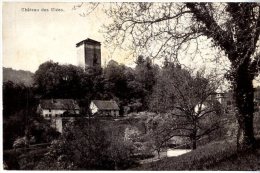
[2,2,260,87]
[3,2,135,72]
[2,2,228,73]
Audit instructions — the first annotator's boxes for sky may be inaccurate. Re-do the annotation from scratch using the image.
[2,2,260,87]
[3,2,134,72]
[2,2,228,73]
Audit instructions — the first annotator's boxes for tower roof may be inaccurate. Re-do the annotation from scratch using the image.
[76,38,101,47]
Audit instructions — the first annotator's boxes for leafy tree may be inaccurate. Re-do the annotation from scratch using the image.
[3,81,35,118]
[134,56,158,109]
[29,116,60,144]
[149,62,178,112]
[3,81,37,149]
[103,2,260,149]
[103,60,130,100]
[102,59,158,113]
[3,77,60,150]
[3,110,27,149]
[33,61,92,99]
[145,114,172,158]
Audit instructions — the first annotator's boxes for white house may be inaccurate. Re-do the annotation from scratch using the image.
[37,99,80,119]
[90,100,120,117]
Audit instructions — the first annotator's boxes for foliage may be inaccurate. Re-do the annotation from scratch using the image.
[36,118,137,170]
[29,116,60,144]
[149,62,181,112]
[102,2,260,149]
[149,62,224,149]
[33,61,92,99]
[3,108,59,150]
[3,110,27,149]
[3,81,39,149]
[103,60,134,111]
[3,81,35,118]
[210,139,260,170]
[3,150,21,170]
[13,137,31,149]
[134,56,159,109]
[144,113,175,157]
[32,59,158,115]
[102,57,158,112]
[18,148,49,170]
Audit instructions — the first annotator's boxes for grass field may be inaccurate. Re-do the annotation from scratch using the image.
[134,137,260,170]
[210,147,260,170]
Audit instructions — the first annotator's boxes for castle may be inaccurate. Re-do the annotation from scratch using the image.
[76,38,101,68]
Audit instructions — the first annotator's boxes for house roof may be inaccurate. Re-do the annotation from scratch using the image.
[92,100,119,110]
[76,38,101,47]
[39,99,80,110]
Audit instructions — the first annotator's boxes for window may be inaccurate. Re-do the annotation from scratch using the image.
[49,109,51,112]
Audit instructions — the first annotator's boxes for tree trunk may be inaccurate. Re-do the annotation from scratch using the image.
[192,137,197,150]
[190,129,197,150]
[157,150,161,159]
[114,161,118,170]
[233,67,256,150]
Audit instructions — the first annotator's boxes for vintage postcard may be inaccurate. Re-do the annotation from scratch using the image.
[2,1,260,171]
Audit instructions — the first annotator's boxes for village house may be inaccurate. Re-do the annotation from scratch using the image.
[37,99,80,118]
[207,92,234,113]
[37,99,80,133]
[208,89,260,115]
[90,100,120,117]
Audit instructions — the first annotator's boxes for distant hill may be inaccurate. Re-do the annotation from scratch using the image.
[3,67,34,86]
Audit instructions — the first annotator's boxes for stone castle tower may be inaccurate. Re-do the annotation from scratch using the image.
[76,38,101,68]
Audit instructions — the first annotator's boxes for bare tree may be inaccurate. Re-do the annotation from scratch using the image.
[171,68,223,149]
[147,66,222,150]
[100,2,260,149]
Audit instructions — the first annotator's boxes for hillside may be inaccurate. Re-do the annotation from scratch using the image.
[134,137,260,171]
[209,146,260,170]
[3,67,34,86]
[134,115,260,170]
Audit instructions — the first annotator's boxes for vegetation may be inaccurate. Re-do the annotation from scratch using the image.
[149,62,223,150]
[102,2,260,150]
[3,81,37,149]
[3,67,33,86]
[135,139,250,170]
[134,136,260,170]
[2,56,247,169]
[3,2,260,168]
[36,119,137,170]
[210,141,260,170]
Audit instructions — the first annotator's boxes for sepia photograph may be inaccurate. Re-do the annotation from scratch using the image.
[2,1,260,170]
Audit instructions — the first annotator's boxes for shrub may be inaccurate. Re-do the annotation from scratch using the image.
[36,118,138,170]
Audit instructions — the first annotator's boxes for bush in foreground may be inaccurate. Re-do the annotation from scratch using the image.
[36,118,138,170]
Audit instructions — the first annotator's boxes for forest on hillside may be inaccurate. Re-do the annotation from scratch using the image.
[3,67,33,86]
